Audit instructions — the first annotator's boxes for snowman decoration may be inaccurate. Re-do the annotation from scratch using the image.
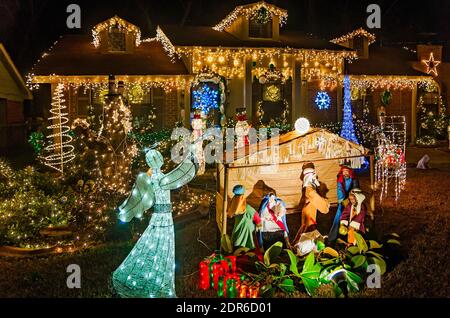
[235,108,250,149]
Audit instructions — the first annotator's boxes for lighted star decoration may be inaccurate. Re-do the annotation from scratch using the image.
[422,52,441,76]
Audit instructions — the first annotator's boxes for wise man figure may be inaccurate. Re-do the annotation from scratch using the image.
[339,188,368,245]
[293,162,330,244]
[328,166,360,242]
[257,193,290,251]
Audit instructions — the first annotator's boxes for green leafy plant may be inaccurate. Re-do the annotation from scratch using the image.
[286,250,323,296]
[315,233,401,297]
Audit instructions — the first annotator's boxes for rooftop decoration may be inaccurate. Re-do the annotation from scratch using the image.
[212,1,288,32]
[421,52,441,76]
[29,75,187,92]
[156,26,177,62]
[92,16,141,48]
[330,27,376,46]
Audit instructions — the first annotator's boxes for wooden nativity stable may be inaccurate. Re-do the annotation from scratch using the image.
[215,128,374,235]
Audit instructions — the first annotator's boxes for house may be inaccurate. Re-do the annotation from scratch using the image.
[330,28,446,143]
[28,2,354,132]
[0,43,33,150]
[28,1,444,144]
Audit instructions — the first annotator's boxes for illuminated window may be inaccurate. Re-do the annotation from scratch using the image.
[108,24,126,52]
[249,17,272,38]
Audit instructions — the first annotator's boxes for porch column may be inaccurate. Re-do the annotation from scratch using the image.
[291,57,301,124]
[244,58,253,123]
[299,68,308,117]
[184,84,191,128]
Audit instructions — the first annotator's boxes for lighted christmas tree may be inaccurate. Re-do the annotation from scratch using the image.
[96,80,138,194]
[72,78,138,194]
[44,83,75,174]
[340,75,359,144]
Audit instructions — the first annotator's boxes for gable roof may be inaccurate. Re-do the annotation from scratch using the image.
[224,128,369,165]
[0,44,32,100]
[331,27,376,46]
[32,35,188,76]
[212,1,288,32]
[159,25,351,51]
[348,45,428,76]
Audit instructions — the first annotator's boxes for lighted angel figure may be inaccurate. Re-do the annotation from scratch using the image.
[112,147,197,298]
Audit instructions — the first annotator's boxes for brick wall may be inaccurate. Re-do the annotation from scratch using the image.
[162,90,179,128]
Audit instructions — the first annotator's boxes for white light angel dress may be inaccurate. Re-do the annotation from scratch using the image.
[112,149,197,298]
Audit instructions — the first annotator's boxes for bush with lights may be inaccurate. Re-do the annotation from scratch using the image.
[0,160,77,247]
[417,94,448,146]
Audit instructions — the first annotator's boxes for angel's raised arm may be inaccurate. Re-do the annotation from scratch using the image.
[159,150,197,191]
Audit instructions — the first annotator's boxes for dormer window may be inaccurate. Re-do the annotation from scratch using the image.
[352,36,364,57]
[108,24,126,52]
[212,2,287,41]
[92,16,141,53]
[249,7,273,38]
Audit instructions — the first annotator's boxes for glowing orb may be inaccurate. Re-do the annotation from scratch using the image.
[295,117,310,135]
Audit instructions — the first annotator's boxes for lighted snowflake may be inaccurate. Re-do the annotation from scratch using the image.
[192,84,219,115]
[315,91,331,110]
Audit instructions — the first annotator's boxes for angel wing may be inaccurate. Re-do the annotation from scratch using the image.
[118,172,155,222]
[159,148,197,191]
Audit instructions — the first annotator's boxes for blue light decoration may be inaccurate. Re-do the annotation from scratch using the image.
[112,149,197,298]
[340,75,359,144]
[192,83,219,115]
[315,91,331,110]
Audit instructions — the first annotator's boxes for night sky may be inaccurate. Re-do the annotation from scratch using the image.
[0,0,448,73]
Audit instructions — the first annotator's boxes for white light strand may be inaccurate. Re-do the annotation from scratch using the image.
[156,26,177,62]
[44,83,75,174]
[212,1,288,32]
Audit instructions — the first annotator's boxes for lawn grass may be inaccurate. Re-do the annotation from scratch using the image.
[0,166,449,298]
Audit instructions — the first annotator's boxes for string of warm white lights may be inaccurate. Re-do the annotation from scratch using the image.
[173,46,354,82]
[212,1,288,31]
[330,27,376,45]
[156,26,177,62]
[92,16,141,48]
[44,83,75,174]
[29,75,188,92]
[348,75,434,90]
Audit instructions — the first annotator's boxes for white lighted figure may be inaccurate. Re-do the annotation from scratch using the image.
[295,117,310,135]
[112,148,197,298]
